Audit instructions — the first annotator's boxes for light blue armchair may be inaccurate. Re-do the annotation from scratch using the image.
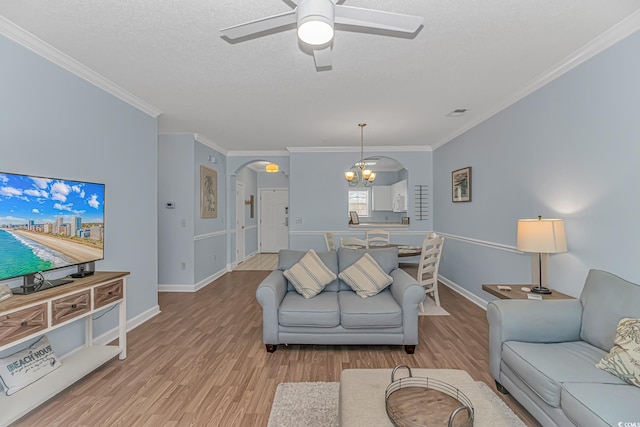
[487,269,640,426]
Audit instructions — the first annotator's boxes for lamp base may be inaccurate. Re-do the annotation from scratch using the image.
[530,286,552,295]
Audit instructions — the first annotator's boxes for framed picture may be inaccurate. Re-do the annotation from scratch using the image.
[349,211,360,225]
[200,166,218,218]
[452,167,472,202]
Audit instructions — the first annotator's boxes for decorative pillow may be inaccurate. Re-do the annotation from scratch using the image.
[283,249,337,299]
[596,318,640,387]
[339,253,393,298]
[0,335,62,396]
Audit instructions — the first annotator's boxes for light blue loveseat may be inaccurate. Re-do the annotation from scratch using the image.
[487,269,640,426]
[256,247,425,354]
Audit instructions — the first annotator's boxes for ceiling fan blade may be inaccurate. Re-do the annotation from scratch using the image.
[313,46,332,69]
[334,5,423,33]
[220,10,297,39]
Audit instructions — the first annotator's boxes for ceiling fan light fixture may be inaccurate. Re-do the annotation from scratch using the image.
[297,0,335,46]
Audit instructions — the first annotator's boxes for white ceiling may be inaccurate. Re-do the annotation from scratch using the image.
[2,1,640,152]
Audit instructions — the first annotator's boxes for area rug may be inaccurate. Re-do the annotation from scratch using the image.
[267,382,339,427]
[419,295,450,316]
[267,381,525,427]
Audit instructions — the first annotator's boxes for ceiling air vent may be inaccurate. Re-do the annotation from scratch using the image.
[446,108,468,117]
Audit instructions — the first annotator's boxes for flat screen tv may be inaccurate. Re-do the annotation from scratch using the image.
[0,171,104,293]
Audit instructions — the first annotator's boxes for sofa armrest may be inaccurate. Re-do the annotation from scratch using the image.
[256,270,288,344]
[487,299,583,380]
[389,268,425,345]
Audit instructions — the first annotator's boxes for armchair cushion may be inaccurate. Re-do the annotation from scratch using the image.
[339,253,393,298]
[339,289,402,328]
[561,382,640,427]
[580,269,640,352]
[596,317,640,387]
[283,249,337,298]
[502,340,623,408]
[279,292,340,327]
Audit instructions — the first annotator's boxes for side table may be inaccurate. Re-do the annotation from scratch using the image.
[482,284,574,300]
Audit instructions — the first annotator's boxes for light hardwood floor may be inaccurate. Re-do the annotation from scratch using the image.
[13,271,540,426]
[233,253,278,271]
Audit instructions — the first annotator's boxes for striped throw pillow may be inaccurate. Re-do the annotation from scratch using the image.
[284,249,337,299]
[339,253,393,298]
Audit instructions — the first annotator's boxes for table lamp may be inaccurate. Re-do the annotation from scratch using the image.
[516,216,567,294]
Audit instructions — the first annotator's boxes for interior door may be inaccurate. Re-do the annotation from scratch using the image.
[260,189,289,253]
[236,182,245,263]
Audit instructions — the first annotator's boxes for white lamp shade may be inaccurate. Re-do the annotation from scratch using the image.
[517,218,567,253]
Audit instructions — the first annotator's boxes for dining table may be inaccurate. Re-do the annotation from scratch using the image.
[375,243,422,257]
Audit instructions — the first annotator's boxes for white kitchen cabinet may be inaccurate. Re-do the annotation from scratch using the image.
[372,186,392,211]
[391,179,408,212]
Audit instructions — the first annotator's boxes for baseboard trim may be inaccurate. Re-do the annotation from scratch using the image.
[232,251,259,268]
[158,267,227,293]
[439,275,489,310]
[194,268,227,292]
[92,304,161,347]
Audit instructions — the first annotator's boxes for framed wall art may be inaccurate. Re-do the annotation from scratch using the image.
[200,166,218,218]
[349,211,360,225]
[452,167,472,202]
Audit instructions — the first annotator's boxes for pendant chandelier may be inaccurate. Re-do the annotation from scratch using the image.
[344,123,376,187]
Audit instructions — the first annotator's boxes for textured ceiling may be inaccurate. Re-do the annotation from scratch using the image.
[2,1,640,151]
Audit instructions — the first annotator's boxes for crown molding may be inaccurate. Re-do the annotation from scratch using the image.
[227,150,290,157]
[194,133,229,155]
[0,17,162,118]
[432,10,640,150]
[286,145,432,153]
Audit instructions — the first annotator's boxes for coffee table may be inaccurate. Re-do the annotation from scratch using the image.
[339,369,521,427]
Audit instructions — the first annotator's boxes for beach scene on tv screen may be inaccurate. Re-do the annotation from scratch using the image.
[0,173,104,280]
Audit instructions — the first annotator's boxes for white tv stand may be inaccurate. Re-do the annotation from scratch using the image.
[0,271,129,425]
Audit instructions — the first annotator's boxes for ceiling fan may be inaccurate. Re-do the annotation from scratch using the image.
[220,0,423,70]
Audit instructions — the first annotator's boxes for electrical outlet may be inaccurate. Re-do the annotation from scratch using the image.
[180,262,186,270]
[213,254,217,262]
[180,219,186,227]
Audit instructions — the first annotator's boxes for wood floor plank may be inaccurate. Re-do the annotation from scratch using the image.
[12,270,539,426]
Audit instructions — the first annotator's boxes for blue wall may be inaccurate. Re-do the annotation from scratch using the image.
[158,134,195,285]
[158,134,227,288]
[434,30,640,299]
[289,149,432,251]
[0,35,159,354]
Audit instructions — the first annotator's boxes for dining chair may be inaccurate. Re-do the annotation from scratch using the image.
[417,232,445,309]
[365,229,390,247]
[324,232,336,251]
[340,237,369,249]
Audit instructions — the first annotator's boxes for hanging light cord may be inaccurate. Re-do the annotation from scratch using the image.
[359,123,366,169]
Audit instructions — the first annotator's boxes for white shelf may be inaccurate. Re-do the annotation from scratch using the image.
[0,345,120,426]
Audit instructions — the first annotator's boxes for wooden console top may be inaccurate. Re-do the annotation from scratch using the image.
[0,271,129,312]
